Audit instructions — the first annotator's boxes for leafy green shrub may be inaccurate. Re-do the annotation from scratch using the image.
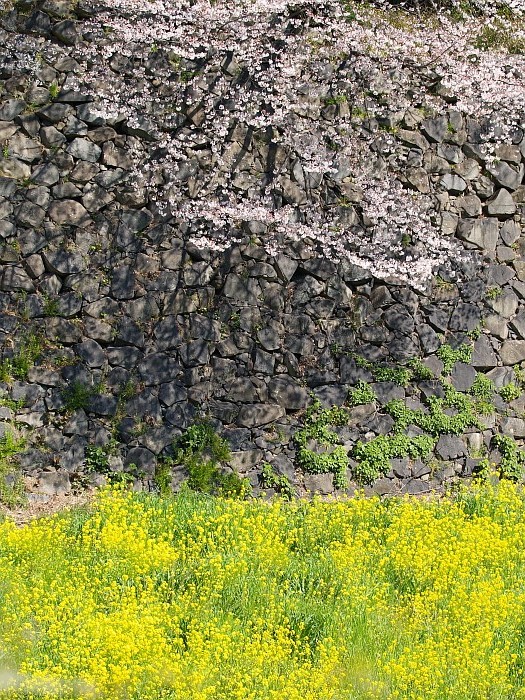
[499,383,522,403]
[470,373,495,402]
[386,385,481,437]
[470,373,495,414]
[493,435,525,481]
[260,462,294,499]
[85,445,110,473]
[0,429,26,508]
[437,342,472,374]
[154,458,173,496]
[352,434,435,485]
[294,401,349,489]
[62,381,102,412]
[347,381,376,406]
[84,444,134,486]
[174,423,249,498]
[407,358,434,380]
[0,397,25,412]
[371,366,412,387]
[0,333,43,382]
[474,23,525,53]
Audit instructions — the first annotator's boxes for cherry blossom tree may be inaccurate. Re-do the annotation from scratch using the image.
[2,0,524,289]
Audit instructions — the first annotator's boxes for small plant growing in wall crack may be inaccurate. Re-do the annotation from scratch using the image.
[260,462,294,499]
[48,81,60,99]
[347,381,376,406]
[62,380,102,412]
[85,445,110,473]
[294,400,349,489]
[174,422,250,497]
[437,342,473,375]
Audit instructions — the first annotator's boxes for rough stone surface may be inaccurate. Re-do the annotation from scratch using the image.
[0,4,524,499]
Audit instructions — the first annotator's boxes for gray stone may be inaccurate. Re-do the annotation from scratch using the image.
[495,144,521,163]
[237,404,285,427]
[303,472,334,494]
[111,266,136,300]
[408,462,429,481]
[0,100,25,121]
[158,382,187,406]
[500,417,525,438]
[398,129,429,151]
[422,115,448,142]
[268,377,309,409]
[125,390,162,422]
[487,161,523,190]
[138,353,180,384]
[40,126,67,148]
[500,341,525,365]
[38,103,72,123]
[500,220,521,246]
[63,117,89,138]
[487,189,516,217]
[371,477,398,496]
[16,202,45,228]
[391,458,411,479]
[372,382,405,404]
[9,133,41,162]
[487,290,518,318]
[75,339,105,367]
[257,326,281,351]
[0,158,31,180]
[471,335,498,368]
[67,138,101,162]
[48,200,89,226]
[406,167,430,193]
[484,314,508,340]
[84,316,114,344]
[435,435,467,460]
[449,303,480,332]
[223,274,258,304]
[417,324,440,353]
[403,479,432,495]
[439,173,467,194]
[437,143,463,163]
[388,334,420,363]
[107,346,143,368]
[31,163,60,186]
[226,378,262,403]
[36,470,71,495]
[154,316,183,350]
[486,264,515,286]
[179,340,211,367]
[51,19,80,45]
[0,266,34,292]
[383,304,414,334]
[455,194,482,216]
[457,218,498,250]
[43,249,86,275]
[450,362,477,391]
[124,447,156,475]
[340,357,373,384]
[102,142,133,169]
[511,311,525,339]
[229,450,264,473]
[52,182,83,199]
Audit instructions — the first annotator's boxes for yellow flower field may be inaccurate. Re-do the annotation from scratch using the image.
[1,482,525,699]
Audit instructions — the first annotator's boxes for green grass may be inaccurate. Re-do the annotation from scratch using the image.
[0,429,26,508]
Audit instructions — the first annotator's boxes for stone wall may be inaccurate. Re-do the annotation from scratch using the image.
[1,0,525,499]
